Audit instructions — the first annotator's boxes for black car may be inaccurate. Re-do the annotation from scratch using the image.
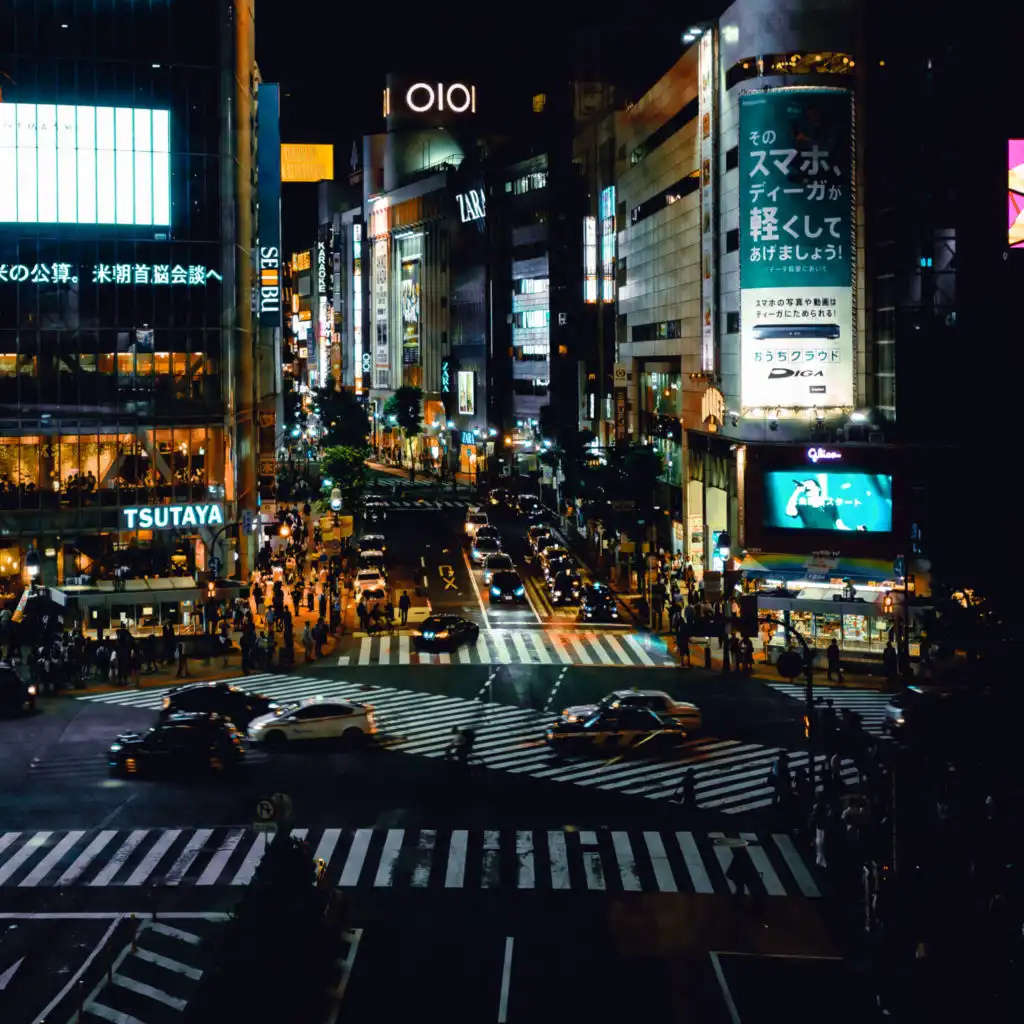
[549,569,582,606]
[489,570,527,604]
[545,706,687,757]
[413,614,480,650]
[108,712,245,777]
[364,501,387,524]
[579,585,619,622]
[358,533,387,553]
[0,664,36,716]
[487,488,512,508]
[159,680,278,729]
[517,496,544,520]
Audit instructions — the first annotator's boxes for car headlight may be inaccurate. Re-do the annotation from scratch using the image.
[553,590,562,598]
[472,548,480,558]
[514,586,525,597]
[27,684,37,696]
[162,697,170,708]
[109,743,123,752]
[491,586,501,596]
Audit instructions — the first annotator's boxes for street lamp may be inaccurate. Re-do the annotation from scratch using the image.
[330,488,343,512]
[279,524,291,538]
[25,544,40,585]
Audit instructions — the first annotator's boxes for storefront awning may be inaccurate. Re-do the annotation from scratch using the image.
[739,552,895,584]
[53,577,204,610]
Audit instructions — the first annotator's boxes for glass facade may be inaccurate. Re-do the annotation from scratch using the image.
[2,1,251,584]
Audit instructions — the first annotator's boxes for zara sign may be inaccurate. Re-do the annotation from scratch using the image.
[456,189,486,224]
[122,504,225,530]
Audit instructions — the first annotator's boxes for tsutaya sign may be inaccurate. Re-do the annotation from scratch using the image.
[122,504,225,530]
[807,446,841,463]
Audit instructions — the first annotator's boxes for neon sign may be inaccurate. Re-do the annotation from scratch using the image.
[456,189,486,223]
[807,447,842,463]
[259,246,280,314]
[122,504,225,530]
[0,263,220,285]
[404,83,476,114]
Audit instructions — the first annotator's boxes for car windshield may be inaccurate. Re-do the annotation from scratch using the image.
[357,570,381,581]
[476,538,500,550]
[487,554,513,568]
[492,572,520,587]
[468,514,488,525]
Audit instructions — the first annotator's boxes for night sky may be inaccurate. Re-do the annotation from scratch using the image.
[255,1,715,246]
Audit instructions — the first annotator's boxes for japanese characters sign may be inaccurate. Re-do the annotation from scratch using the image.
[698,29,717,373]
[739,88,854,410]
[0,263,220,285]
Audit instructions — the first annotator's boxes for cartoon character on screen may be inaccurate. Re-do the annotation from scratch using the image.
[784,477,861,531]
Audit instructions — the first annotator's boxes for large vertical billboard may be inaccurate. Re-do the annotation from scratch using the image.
[401,258,421,365]
[739,88,854,410]
[257,85,282,336]
[698,30,717,373]
[373,238,390,390]
[1010,140,1024,248]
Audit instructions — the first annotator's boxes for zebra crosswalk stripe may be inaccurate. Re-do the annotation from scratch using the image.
[74,674,858,815]
[0,825,821,896]
[766,682,890,736]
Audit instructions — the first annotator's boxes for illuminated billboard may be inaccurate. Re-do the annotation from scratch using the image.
[281,144,334,183]
[0,103,170,225]
[763,470,892,533]
[739,89,854,410]
[1010,140,1024,248]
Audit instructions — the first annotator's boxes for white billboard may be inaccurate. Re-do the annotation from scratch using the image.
[0,103,170,226]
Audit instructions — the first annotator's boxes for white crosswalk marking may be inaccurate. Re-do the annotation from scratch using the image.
[489,632,511,664]
[75,671,854,816]
[624,635,656,667]
[0,826,821,896]
[399,635,410,663]
[511,633,533,664]
[552,633,573,665]
[569,634,593,665]
[58,830,117,885]
[766,682,890,736]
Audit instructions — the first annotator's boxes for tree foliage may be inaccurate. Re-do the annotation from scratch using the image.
[382,385,424,437]
[321,445,368,509]
[315,377,371,450]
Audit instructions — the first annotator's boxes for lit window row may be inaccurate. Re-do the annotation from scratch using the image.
[505,172,548,195]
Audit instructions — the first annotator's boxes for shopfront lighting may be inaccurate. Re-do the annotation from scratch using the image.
[279,524,291,538]
[25,546,40,580]
[447,420,454,428]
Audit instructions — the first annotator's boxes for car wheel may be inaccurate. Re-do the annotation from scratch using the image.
[265,730,286,748]
[342,727,366,750]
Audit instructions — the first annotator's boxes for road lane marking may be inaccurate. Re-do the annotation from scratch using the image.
[373,829,404,886]
[196,830,245,886]
[399,634,410,663]
[511,633,533,664]
[586,634,615,665]
[624,634,657,666]
[675,832,714,893]
[230,833,269,886]
[462,548,492,630]
[740,832,786,896]
[547,831,571,889]
[489,631,511,664]
[339,829,371,886]
[379,636,391,663]
[529,631,552,664]
[772,833,821,898]
[498,936,514,1023]
[162,829,213,886]
[57,831,118,886]
[605,635,632,665]
[569,634,592,664]
[124,829,182,887]
[551,632,574,665]
[516,831,535,889]
[358,637,372,665]
[709,951,743,1024]
[411,830,436,887]
[612,831,642,891]
[446,830,468,887]
[543,666,570,712]
[19,830,85,887]
[643,832,678,892]
[314,828,342,869]
[482,830,501,888]
[89,831,146,887]
[578,831,605,890]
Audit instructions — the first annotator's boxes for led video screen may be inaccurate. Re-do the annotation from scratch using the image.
[0,103,170,225]
[1010,139,1024,248]
[763,470,893,533]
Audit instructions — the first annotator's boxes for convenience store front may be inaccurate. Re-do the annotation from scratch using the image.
[739,552,921,656]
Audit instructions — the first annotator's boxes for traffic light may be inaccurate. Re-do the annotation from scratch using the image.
[882,592,894,614]
[737,594,759,637]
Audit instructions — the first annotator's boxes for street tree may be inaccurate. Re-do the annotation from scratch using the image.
[383,385,424,460]
[315,377,371,450]
[321,445,368,509]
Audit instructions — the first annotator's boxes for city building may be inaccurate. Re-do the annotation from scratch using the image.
[0,0,267,629]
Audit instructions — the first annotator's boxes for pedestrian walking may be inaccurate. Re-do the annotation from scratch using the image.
[827,637,844,682]
[398,590,411,626]
[768,752,791,807]
[174,638,189,678]
[301,623,315,662]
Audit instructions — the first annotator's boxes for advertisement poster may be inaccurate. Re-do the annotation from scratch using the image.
[401,259,421,365]
[1009,140,1024,248]
[457,370,475,416]
[373,237,389,390]
[698,30,717,373]
[739,88,854,409]
[763,470,892,533]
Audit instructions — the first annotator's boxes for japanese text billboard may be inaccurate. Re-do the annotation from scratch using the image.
[763,470,892,533]
[401,259,421,365]
[739,88,854,410]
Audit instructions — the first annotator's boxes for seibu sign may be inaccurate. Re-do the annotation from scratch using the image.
[259,246,280,315]
[122,504,225,530]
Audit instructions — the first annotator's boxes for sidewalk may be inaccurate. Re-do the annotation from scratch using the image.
[367,459,479,493]
[549,520,890,691]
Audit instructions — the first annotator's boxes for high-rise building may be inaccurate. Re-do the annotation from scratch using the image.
[1,1,261,627]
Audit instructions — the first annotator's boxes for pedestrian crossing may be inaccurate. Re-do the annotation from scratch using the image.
[78,674,862,814]
[336,629,676,668]
[0,825,821,897]
[765,682,891,737]
[368,497,476,510]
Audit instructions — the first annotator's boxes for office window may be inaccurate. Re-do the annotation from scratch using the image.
[725,146,738,171]
[726,311,740,334]
[630,98,698,167]
[725,228,739,252]
[629,173,699,227]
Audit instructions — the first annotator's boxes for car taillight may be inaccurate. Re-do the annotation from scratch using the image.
[367,712,377,733]
[162,698,170,709]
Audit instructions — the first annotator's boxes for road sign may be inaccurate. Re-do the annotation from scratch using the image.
[255,798,276,822]
[775,650,804,680]
[241,510,255,533]
[209,556,223,577]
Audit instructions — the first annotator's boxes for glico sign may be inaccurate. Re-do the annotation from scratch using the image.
[122,504,225,530]
[259,246,280,315]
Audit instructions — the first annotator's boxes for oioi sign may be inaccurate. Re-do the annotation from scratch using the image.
[122,504,225,530]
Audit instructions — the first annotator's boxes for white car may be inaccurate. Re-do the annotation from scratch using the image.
[561,689,703,733]
[354,568,385,599]
[482,552,515,585]
[465,508,489,538]
[247,697,377,748]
